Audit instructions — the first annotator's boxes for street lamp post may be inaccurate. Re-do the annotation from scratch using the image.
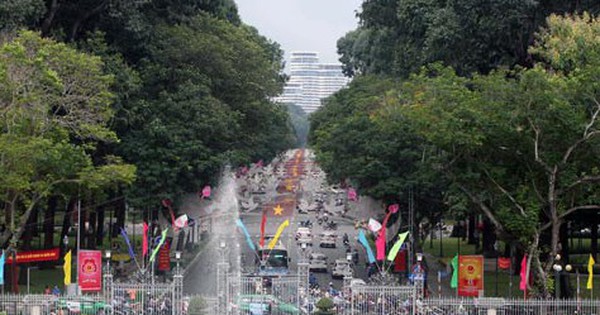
[27,266,39,294]
[343,252,353,296]
[553,254,563,299]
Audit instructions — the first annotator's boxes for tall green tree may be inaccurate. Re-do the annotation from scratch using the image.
[398,13,600,296]
[339,0,600,78]
[119,15,293,206]
[0,31,135,247]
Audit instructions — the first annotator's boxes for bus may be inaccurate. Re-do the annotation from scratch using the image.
[256,243,290,276]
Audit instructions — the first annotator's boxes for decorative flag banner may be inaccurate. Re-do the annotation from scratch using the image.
[376,233,386,261]
[236,219,256,251]
[498,257,511,270]
[458,255,484,297]
[519,255,528,291]
[0,251,5,285]
[201,185,211,199]
[358,230,376,264]
[255,160,264,168]
[120,228,136,259]
[259,212,267,248]
[388,204,399,214]
[588,254,595,290]
[174,214,189,229]
[150,228,169,263]
[387,231,410,261]
[142,222,149,257]
[367,218,382,233]
[348,188,357,202]
[450,255,459,288]
[375,209,395,260]
[78,250,102,292]
[63,250,72,285]
[268,220,290,250]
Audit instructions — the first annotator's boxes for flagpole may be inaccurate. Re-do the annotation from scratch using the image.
[76,194,81,294]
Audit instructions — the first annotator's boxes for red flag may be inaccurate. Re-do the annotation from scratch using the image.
[348,188,357,201]
[162,199,177,231]
[388,204,399,214]
[142,222,149,257]
[201,185,211,199]
[259,211,267,248]
[519,255,528,291]
[256,160,264,168]
[498,257,511,270]
[376,210,394,260]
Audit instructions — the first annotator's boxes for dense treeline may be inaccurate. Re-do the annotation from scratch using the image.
[311,1,600,297]
[0,0,294,276]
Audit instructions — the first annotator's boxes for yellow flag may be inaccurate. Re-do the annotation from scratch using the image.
[268,220,290,250]
[588,254,595,290]
[63,250,72,285]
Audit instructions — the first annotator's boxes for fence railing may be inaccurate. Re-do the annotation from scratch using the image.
[419,297,600,315]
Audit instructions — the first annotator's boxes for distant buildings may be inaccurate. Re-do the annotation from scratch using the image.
[275,52,350,114]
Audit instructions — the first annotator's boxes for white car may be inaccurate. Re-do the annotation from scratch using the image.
[331,259,353,278]
[319,231,336,248]
[296,227,313,246]
[308,253,328,272]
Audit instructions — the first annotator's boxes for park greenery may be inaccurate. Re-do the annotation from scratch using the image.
[0,0,295,287]
[311,2,600,297]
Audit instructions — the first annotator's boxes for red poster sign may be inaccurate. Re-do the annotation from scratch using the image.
[78,250,102,292]
[458,255,484,297]
[6,248,60,264]
[158,240,171,271]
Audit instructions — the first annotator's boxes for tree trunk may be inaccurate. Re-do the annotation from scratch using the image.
[21,208,37,251]
[87,209,97,249]
[60,198,75,254]
[115,196,126,237]
[96,205,105,247]
[482,218,496,258]
[467,214,476,244]
[44,196,57,248]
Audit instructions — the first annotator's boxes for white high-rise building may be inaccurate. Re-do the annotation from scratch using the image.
[275,52,350,114]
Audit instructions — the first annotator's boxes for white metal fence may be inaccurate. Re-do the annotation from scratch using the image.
[419,297,600,315]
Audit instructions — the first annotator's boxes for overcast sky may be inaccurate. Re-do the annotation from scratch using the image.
[236,0,362,65]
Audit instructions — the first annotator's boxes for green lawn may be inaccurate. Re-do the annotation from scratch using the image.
[424,235,600,298]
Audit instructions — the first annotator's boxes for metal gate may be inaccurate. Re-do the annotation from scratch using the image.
[225,275,300,315]
[345,284,416,315]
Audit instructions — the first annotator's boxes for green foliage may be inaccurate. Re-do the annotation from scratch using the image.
[339,0,600,78]
[0,31,134,244]
[118,14,292,207]
[313,297,335,315]
[0,0,45,31]
[309,75,449,225]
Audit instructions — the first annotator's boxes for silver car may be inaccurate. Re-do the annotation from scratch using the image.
[319,231,336,248]
[331,259,353,278]
[308,253,328,272]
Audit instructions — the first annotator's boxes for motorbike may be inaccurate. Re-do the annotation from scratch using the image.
[325,221,337,230]
[300,219,313,228]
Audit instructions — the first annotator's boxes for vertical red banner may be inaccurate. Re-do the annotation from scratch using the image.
[158,240,171,271]
[393,249,407,272]
[78,250,102,292]
[458,255,484,297]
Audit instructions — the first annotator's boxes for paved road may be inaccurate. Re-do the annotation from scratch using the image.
[183,149,369,295]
